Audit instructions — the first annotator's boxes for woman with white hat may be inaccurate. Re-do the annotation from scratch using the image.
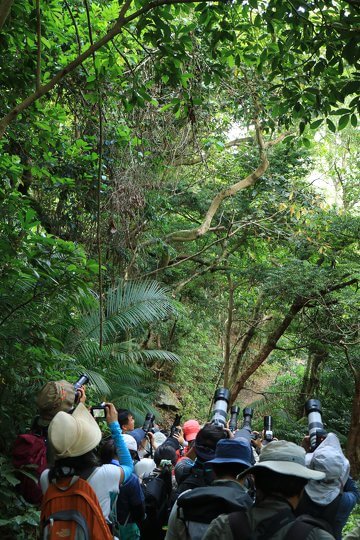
[40,402,133,523]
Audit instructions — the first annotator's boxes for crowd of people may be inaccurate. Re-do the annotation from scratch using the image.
[12,378,360,539]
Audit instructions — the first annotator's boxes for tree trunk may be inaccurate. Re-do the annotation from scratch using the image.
[0,0,14,31]
[229,297,306,404]
[346,373,360,479]
[297,344,328,418]
[223,278,234,388]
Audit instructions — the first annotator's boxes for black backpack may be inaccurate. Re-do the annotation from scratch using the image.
[228,507,334,540]
[176,463,215,497]
[177,484,253,540]
[140,471,171,540]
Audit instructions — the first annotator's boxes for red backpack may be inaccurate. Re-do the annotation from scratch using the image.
[40,473,113,540]
[12,432,47,504]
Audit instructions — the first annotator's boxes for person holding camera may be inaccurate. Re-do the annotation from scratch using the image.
[40,402,133,526]
[203,440,335,540]
[12,376,88,505]
[296,433,359,539]
[166,438,254,540]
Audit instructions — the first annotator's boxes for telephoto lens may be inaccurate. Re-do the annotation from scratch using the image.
[234,407,254,443]
[211,388,230,427]
[142,412,155,434]
[229,406,240,432]
[305,398,324,451]
[263,415,273,442]
[242,407,254,430]
[74,374,89,403]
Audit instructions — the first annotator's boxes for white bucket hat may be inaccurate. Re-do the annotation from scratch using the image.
[305,433,350,505]
[242,440,325,481]
[49,403,102,458]
[134,458,156,479]
[123,434,138,453]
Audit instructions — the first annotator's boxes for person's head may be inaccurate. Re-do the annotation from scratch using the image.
[194,423,228,462]
[123,434,140,462]
[118,409,135,432]
[208,438,253,480]
[49,403,102,460]
[99,439,117,465]
[134,457,156,479]
[48,403,101,478]
[183,419,200,442]
[241,440,326,507]
[154,445,177,468]
[36,380,76,426]
[305,432,349,506]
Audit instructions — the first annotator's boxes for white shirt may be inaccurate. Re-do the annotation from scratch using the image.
[40,465,121,520]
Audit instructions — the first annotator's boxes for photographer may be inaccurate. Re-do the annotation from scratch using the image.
[166,438,254,540]
[12,376,88,505]
[203,440,334,540]
[40,402,133,524]
[296,433,359,539]
[175,423,228,496]
[118,409,135,433]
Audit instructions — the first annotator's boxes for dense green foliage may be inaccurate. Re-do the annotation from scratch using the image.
[0,0,359,534]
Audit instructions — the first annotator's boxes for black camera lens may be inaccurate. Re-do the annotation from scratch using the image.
[229,405,240,432]
[304,399,322,415]
[142,412,155,434]
[242,407,253,429]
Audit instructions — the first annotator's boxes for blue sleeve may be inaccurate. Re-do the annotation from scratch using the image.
[344,477,360,503]
[109,421,133,483]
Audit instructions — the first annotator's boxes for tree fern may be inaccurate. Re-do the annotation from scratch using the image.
[60,280,179,412]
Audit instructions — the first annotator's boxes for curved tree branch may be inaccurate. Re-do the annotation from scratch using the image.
[165,122,290,243]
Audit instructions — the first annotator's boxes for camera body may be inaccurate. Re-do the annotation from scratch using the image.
[211,387,230,428]
[170,414,182,437]
[91,402,107,420]
[74,374,89,404]
[305,398,327,451]
[142,412,155,434]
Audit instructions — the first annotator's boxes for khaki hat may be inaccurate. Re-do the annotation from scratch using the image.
[242,440,326,481]
[36,380,76,425]
[49,403,102,459]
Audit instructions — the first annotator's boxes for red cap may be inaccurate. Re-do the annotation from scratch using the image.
[183,419,200,442]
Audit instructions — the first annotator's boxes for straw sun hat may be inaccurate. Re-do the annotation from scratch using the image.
[49,403,102,459]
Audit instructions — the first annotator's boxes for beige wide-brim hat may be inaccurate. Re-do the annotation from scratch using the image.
[241,440,325,481]
[49,403,102,459]
[36,380,76,425]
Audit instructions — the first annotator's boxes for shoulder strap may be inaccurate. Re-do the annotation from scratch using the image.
[284,520,315,540]
[228,510,252,540]
[228,508,296,540]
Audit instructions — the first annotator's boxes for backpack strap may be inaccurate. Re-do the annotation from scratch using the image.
[284,520,315,540]
[228,508,295,540]
[228,510,252,540]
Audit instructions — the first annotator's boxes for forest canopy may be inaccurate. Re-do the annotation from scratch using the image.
[0,0,359,535]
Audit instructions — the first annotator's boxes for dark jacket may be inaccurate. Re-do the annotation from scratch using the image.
[165,479,253,540]
[117,472,145,525]
[203,496,335,540]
